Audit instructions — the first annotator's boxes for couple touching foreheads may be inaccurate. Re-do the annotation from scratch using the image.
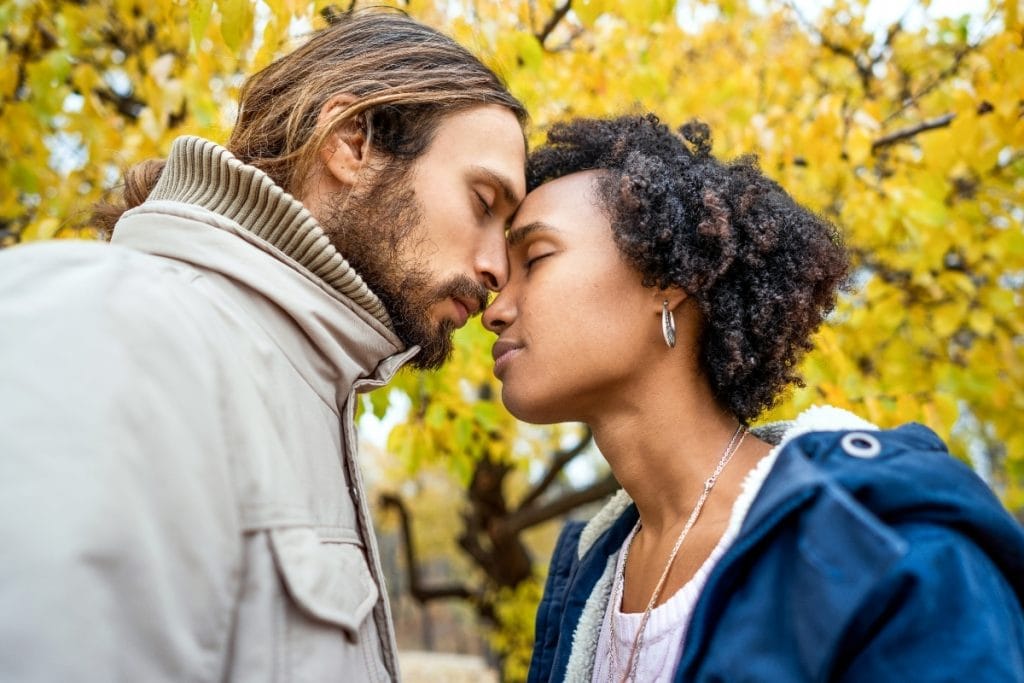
[1,10,1022,683]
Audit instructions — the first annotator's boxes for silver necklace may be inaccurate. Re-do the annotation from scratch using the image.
[607,425,748,682]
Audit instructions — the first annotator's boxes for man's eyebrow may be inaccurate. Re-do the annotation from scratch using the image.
[507,221,560,248]
[471,165,522,207]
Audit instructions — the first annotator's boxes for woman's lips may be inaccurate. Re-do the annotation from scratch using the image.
[491,340,523,378]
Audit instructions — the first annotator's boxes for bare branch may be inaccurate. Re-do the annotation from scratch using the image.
[516,427,593,511]
[871,113,956,151]
[546,25,585,52]
[883,44,976,125]
[823,37,873,92]
[872,101,995,152]
[93,87,146,120]
[380,494,473,603]
[536,0,572,48]
[500,474,620,537]
[321,4,354,25]
[785,0,874,93]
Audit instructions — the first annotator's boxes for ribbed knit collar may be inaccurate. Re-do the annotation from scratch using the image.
[148,136,394,331]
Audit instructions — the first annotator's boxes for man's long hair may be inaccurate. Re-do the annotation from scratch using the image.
[95,9,526,231]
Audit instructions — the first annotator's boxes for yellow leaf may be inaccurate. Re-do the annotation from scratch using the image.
[217,0,254,52]
[514,31,544,71]
[932,302,965,337]
[574,0,609,25]
[968,309,995,336]
[190,0,214,49]
[20,217,60,241]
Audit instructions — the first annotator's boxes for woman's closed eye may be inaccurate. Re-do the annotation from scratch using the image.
[525,252,553,270]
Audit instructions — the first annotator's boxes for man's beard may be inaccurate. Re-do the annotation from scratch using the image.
[318,165,488,370]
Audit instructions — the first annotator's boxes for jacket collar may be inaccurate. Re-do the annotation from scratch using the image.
[111,138,420,410]
[145,136,395,329]
[576,405,877,555]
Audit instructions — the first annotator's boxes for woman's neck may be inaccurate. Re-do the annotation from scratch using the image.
[588,376,759,538]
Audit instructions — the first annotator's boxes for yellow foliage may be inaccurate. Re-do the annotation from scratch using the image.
[489,576,545,681]
[3,1,1023,678]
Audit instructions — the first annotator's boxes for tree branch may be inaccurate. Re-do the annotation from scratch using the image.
[380,493,473,603]
[884,45,976,125]
[500,474,620,537]
[321,4,355,25]
[871,113,955,151]
[787,1,911,98]
[872,101,994,152]
[535,0,572,48]
[786,0,872,92]
[93,87,146,120]
[516,427,593,511]
[822,37,873,93]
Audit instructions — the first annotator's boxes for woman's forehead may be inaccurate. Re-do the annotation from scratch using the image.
[510,171,606,234]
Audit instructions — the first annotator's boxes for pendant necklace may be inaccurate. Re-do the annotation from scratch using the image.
[607,424,748,682]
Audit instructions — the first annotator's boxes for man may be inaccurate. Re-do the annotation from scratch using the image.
[0,10,526,681]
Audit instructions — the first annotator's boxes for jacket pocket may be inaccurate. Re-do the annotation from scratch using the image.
[267,526,379,640]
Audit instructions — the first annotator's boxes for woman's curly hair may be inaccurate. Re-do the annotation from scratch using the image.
[527,114,848,422]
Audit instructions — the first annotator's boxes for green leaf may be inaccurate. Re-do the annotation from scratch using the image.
[217,0,253,52]
[190,0,214,50]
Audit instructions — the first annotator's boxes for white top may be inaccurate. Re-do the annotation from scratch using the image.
[590,449,779,682]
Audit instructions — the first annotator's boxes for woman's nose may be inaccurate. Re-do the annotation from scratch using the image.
[482,289,514,333]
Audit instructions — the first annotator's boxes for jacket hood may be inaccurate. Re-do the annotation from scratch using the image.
[751,421,1024,602]
[110,137,419,409]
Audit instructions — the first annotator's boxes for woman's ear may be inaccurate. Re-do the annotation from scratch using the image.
[655,286,700,351]
[317,93,370,189]
[655,286,688,315]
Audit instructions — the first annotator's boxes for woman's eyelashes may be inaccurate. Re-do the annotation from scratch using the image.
[524,252,553,271]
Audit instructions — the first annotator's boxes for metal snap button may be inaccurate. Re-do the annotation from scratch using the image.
[840,432,881,458]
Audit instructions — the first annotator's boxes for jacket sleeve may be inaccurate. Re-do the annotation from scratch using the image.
[837,525,1024,682]
[0,246,242,682]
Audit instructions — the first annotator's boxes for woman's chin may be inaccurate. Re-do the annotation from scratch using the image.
[501,387,573,425]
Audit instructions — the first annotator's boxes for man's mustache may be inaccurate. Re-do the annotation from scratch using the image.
[434,275,489,316]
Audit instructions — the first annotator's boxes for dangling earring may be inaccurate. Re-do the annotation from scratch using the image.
[662,300,676,348]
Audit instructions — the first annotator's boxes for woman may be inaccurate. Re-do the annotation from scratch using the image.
[482,115,1024,682]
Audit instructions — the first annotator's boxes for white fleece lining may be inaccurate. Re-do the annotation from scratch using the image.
[564,554,616,682]
[578,489,632,560]
[562,405,878,681]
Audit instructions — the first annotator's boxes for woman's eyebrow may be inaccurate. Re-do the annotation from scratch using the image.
[507,221,561,248]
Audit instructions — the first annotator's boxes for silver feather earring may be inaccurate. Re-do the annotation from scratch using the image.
[662,300,676,348]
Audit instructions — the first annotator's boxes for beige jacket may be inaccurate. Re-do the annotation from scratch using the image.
[0,137,418,681]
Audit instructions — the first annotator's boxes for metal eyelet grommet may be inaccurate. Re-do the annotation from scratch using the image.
[840,432,881,459]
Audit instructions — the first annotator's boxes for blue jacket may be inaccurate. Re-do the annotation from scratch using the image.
[529,423,1024,681]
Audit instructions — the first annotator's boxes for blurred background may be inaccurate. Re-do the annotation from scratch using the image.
[1,0,1020,679]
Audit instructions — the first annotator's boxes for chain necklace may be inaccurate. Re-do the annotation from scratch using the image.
[606,424,748,683]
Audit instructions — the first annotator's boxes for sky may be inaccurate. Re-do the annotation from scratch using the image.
[675,0,992,41]
[792,0,992,37]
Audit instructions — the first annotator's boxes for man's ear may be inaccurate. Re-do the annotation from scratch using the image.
[317,93,370,189]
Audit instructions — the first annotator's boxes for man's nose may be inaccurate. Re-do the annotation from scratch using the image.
[476,232,510,291]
